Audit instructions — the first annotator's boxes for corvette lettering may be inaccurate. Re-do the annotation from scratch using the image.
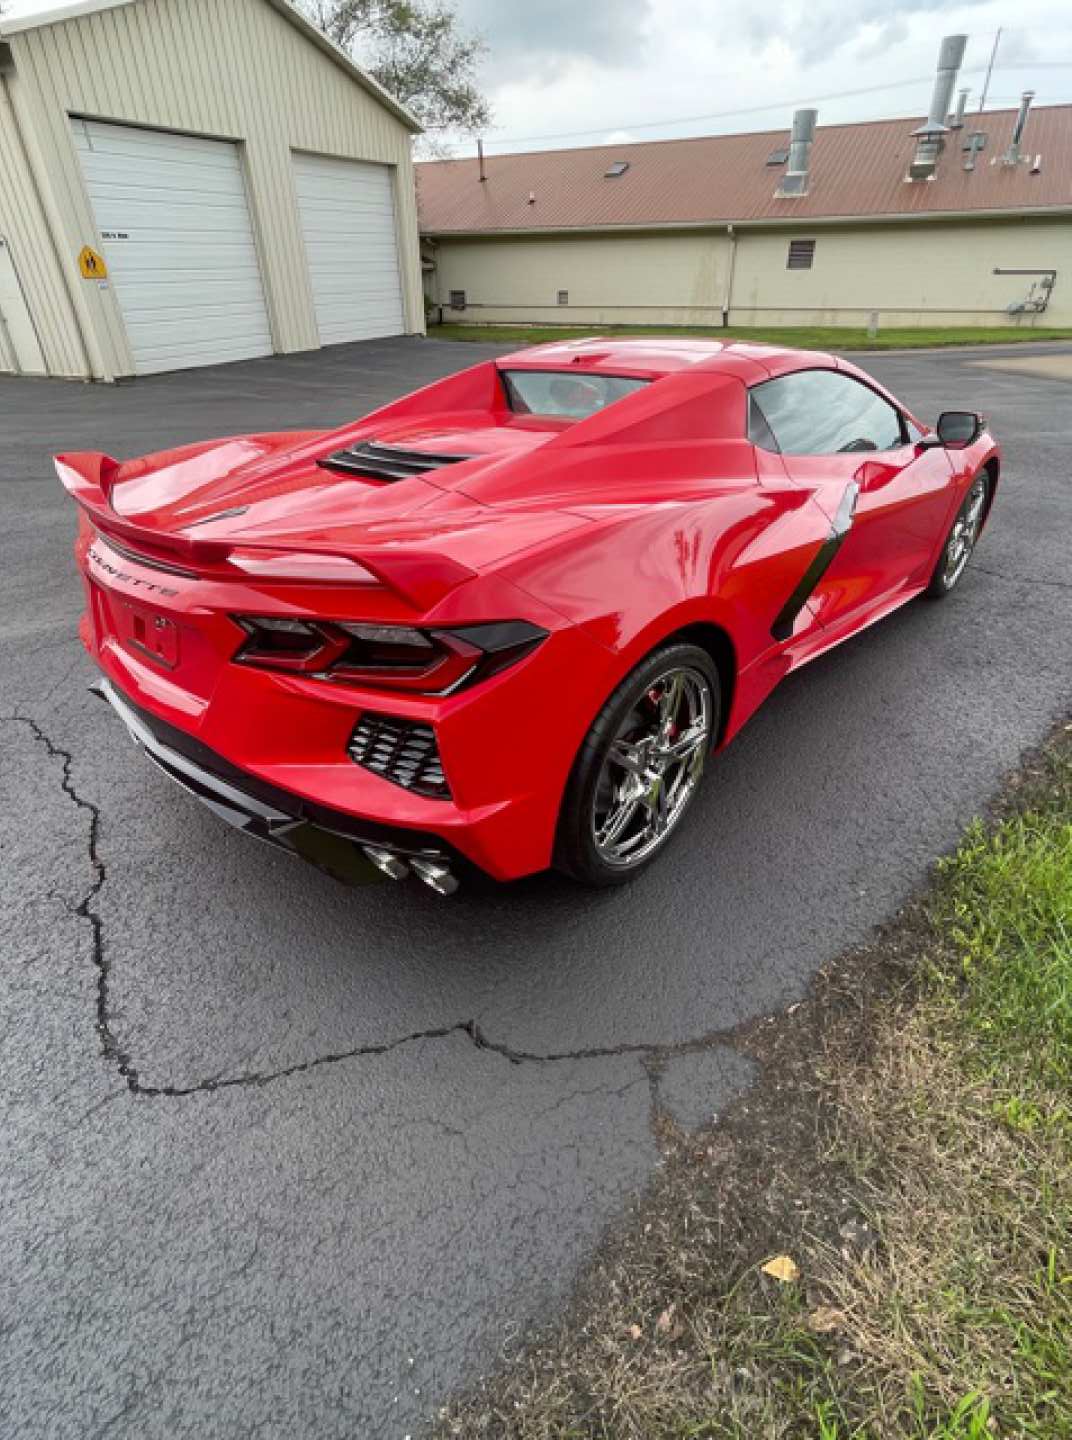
[87,546,179,598]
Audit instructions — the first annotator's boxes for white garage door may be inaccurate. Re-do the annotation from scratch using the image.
[293,152,405,346]
[72,119,273,375]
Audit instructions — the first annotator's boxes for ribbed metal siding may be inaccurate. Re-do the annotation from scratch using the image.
[0,69,87,376]
[6,0,422,379]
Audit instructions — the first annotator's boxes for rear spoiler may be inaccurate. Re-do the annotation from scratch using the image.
[55,452,476,611]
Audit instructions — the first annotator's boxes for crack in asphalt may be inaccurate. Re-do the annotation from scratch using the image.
[7,711,744,1102]
[972,563,1072,592]
[8,713,140,1087]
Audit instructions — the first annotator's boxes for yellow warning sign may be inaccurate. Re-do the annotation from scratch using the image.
[78,246,108,280]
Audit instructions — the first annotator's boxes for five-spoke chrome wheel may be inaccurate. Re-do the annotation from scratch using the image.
[591,664,713,869]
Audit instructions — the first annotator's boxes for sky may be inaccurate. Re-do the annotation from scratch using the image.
[445,0,1072,155]
[4,0,1072,155]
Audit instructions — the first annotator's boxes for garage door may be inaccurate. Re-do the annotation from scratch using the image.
[293,152,405,346]
[71,119,273,375]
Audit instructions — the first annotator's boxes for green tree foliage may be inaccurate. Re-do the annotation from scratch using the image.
[303,1,491,140]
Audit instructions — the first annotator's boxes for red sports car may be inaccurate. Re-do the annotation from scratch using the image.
[59,338,999,894]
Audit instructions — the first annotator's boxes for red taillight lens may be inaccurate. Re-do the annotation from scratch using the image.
[232,618,546,695]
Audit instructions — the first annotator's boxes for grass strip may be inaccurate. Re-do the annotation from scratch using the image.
[437,721,1072,1438]
[428,324,1072,352]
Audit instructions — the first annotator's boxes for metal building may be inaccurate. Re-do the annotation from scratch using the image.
[0,0,424,380]
[418,43,1071,334]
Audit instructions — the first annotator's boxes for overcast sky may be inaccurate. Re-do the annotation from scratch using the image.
[5,0,1071,154]
[447,0,1072,155]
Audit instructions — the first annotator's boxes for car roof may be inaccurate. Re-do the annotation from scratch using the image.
[497,335,830,379]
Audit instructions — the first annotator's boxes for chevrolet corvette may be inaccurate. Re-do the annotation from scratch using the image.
[59,338,999,894]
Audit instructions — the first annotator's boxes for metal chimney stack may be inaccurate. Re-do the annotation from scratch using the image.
[776,108,817,197]
[1003,90,1035,165]
[950,88,969,130]
[909,34,968,179]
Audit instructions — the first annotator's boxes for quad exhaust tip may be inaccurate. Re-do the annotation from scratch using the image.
[362,845,460,895]
[362,845,411,881]
[409,857,461,896]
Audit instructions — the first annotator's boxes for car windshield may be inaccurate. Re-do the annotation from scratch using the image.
[500,369,649,419]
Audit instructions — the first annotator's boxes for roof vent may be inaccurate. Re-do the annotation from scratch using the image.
[1002,91,1034,166]
[963,131,987,171]
[775,109,817,197]
[949,87,969,130]
[604,160,629,178]
[908,34,967,180]
[766,147,789,166]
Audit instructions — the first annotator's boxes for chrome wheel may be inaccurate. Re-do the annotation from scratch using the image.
[942,474,988,589]
[591,665,713,869]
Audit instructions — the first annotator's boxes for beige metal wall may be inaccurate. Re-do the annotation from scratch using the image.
[429,217,1072,330]
[0,63,87,376]
[729,218,1072,327]
[1,0,423,380]
[431,231,732,327]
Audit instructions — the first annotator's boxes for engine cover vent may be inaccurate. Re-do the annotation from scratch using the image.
[318,440,473,482]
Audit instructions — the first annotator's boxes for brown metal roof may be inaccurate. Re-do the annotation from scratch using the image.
[417,106,1072,234]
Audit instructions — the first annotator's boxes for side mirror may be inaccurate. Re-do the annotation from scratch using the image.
[935,410,984,448]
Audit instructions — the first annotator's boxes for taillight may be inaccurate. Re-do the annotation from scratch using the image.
[232,617,546,695]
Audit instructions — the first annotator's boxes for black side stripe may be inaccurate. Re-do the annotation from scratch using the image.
[770,481,859,642]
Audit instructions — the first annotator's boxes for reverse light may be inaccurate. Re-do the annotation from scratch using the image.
[232,617,547,695]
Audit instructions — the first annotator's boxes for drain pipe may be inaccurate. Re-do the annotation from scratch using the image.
[722,224,737,327]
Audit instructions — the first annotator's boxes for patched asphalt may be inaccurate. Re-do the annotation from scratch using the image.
[2,336,1070,1436]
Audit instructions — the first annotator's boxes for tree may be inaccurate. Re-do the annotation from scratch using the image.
[304,1,491,142]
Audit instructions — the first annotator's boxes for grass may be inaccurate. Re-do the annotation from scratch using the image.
[428,322,1072,351]
[436,722,1072,1438]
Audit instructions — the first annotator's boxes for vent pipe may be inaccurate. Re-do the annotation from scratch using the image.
[776,108,817,197]
[950,88,969,130]
[917,34,969,135]
[909,34,967,179]
[1003,90,1034,165]
[477,137,486,182]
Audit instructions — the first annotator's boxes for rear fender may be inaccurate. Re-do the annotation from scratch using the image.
[502,482,835,744]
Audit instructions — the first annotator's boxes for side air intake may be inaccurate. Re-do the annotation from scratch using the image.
[318,441,473,482]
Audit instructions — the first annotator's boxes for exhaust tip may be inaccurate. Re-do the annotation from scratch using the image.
[362,845,410,881]
[410,857,460,896]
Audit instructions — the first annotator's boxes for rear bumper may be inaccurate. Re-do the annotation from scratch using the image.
[77,527,621,880]
[92,676,469,881]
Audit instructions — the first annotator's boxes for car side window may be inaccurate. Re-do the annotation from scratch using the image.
[747,393,780,451]
[750,370,907,455]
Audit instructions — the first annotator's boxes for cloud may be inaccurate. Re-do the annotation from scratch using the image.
[455,0,654,82]
[442,0,1072,155]
[727,0,950,66]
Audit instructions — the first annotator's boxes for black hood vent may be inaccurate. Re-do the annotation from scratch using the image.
[318,440,474,482]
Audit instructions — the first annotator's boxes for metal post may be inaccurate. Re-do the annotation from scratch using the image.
[979,28,1001,113]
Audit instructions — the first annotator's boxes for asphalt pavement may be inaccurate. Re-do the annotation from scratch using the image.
[2,335,1070,1437]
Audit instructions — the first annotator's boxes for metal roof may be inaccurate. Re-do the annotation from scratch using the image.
[0,0,421,131]
[417,106,1072,234]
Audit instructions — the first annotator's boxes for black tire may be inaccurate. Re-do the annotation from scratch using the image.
[925,470,991,599]
[554,641,720,887]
